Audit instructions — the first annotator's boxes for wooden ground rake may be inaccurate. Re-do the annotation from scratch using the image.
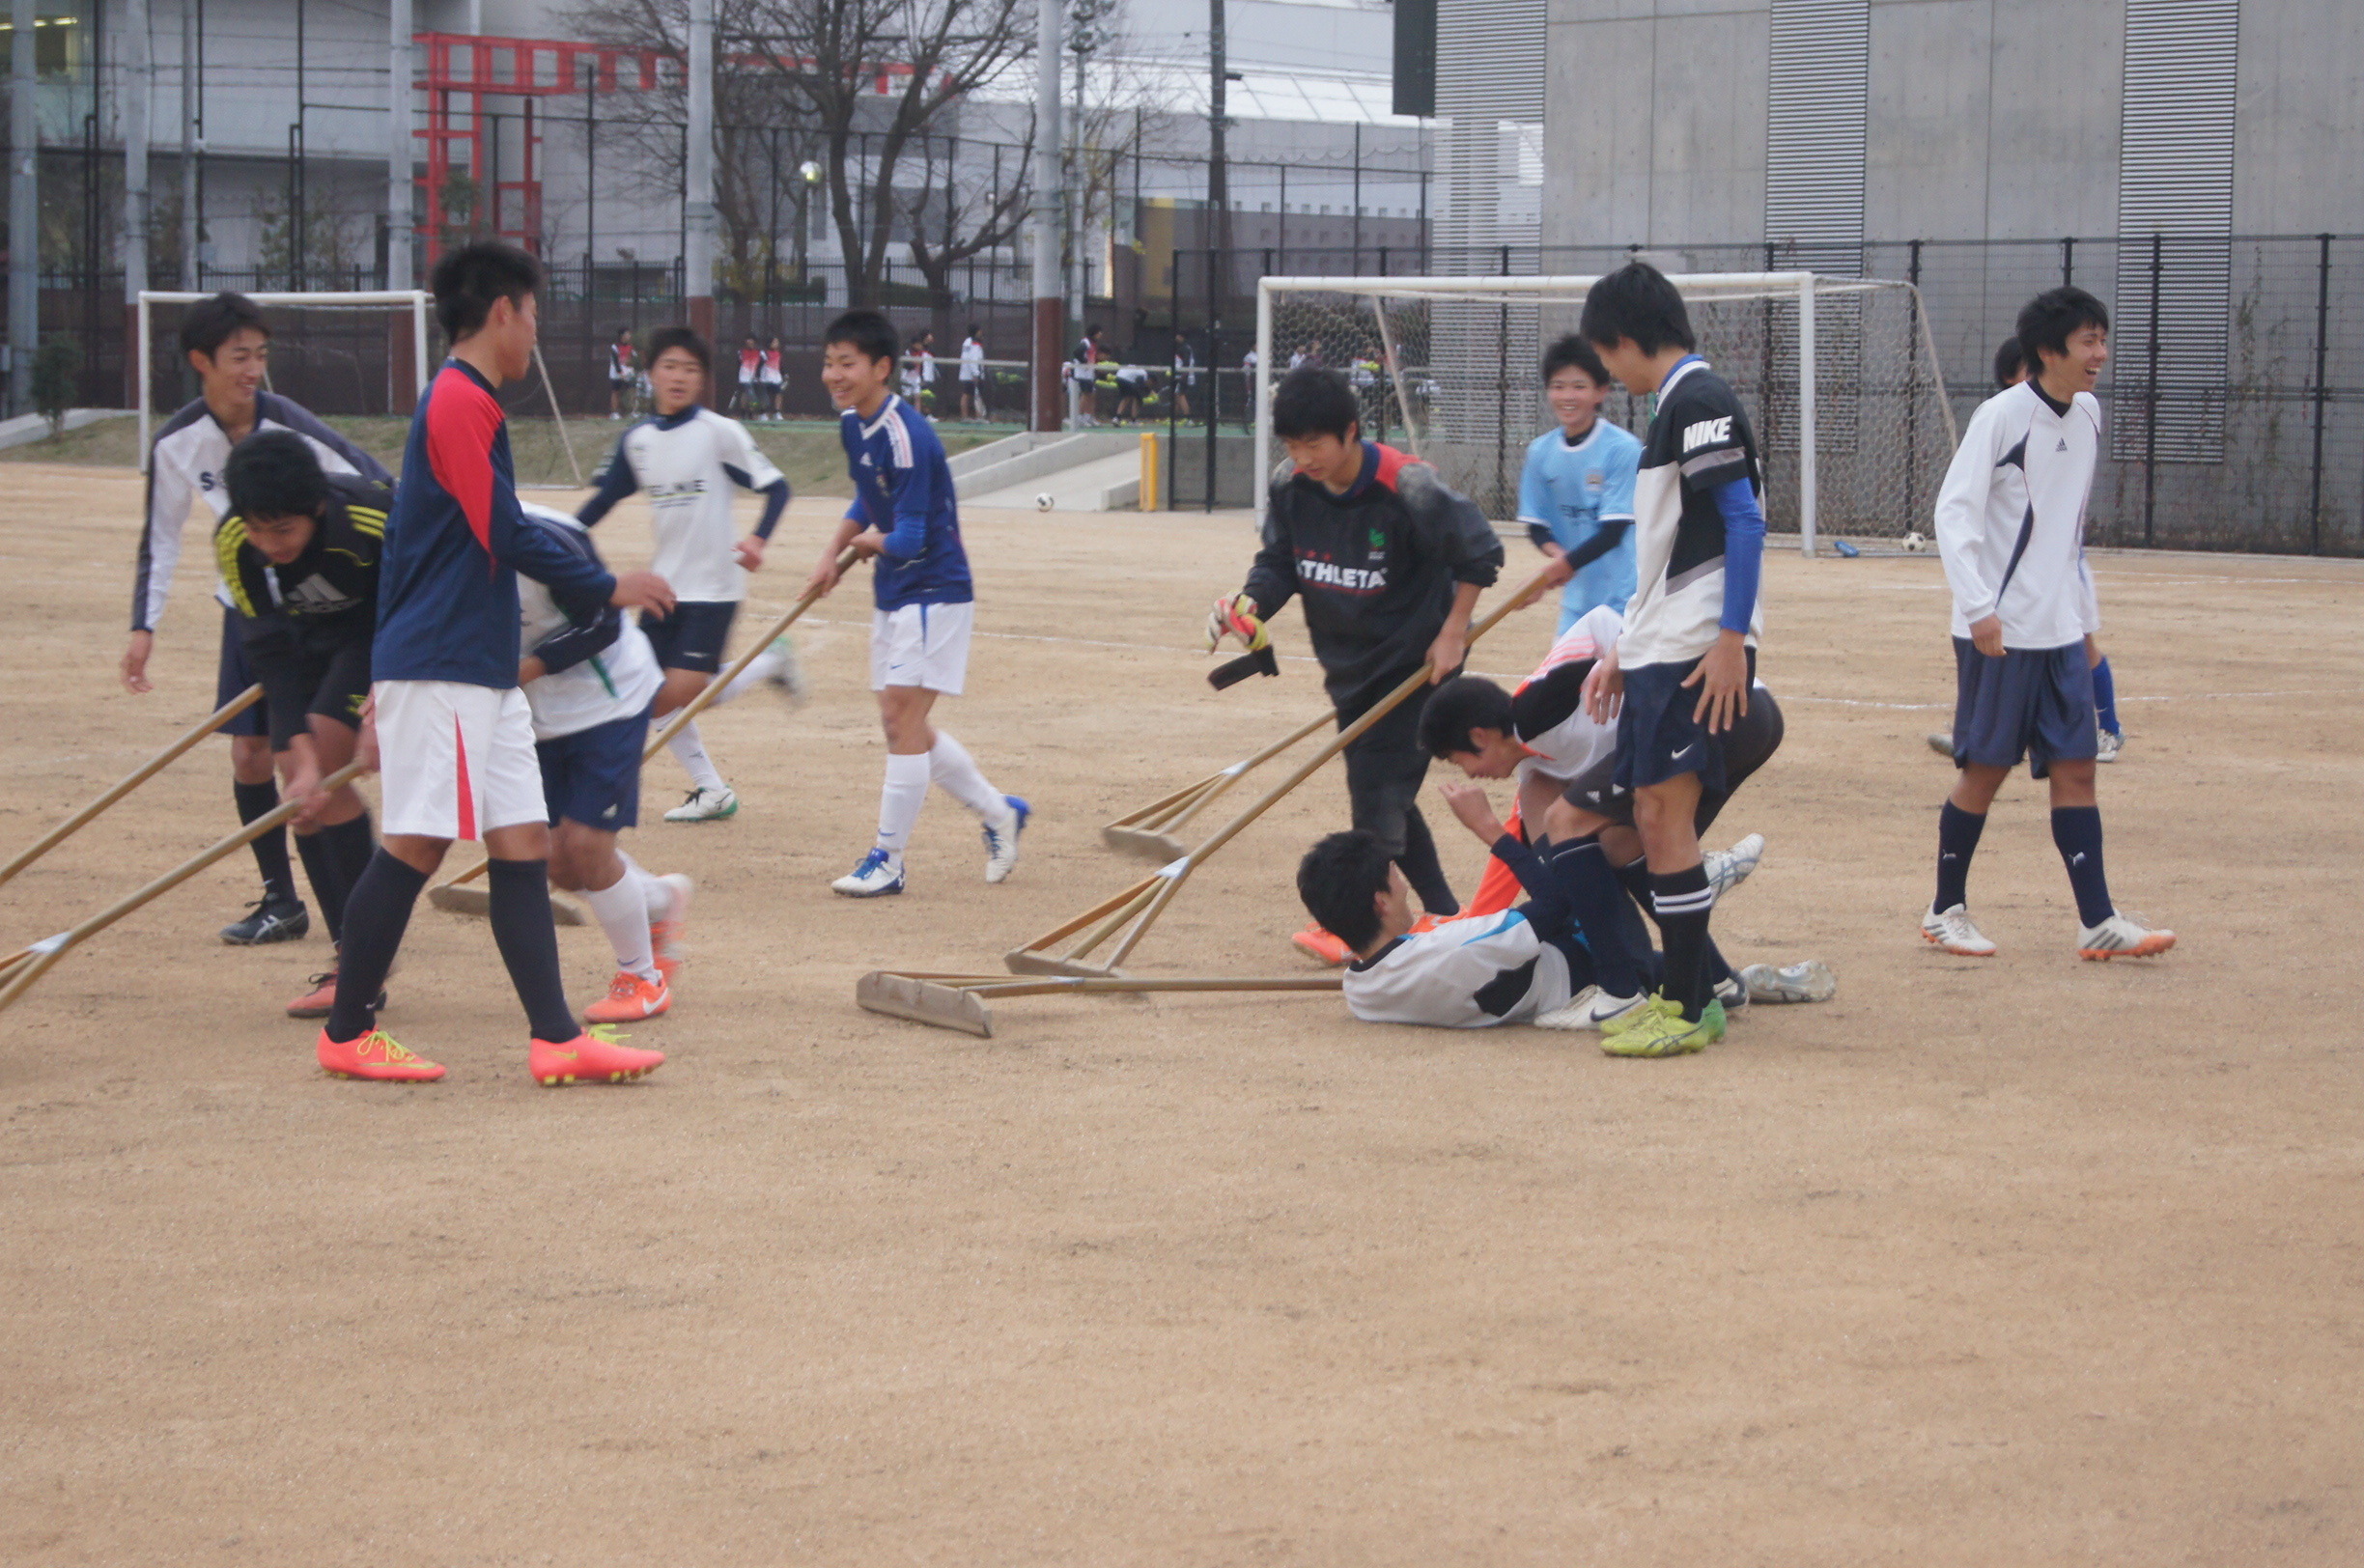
[425,546,861,920]
[858,568,1552,1035]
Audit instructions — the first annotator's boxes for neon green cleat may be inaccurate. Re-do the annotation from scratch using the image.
[1602,997,1727,1058]
[1597,993,1680,1038]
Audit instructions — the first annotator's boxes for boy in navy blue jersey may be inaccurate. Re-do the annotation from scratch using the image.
[805,309,1027,897]
[314,241,679,1085]
[1576,263,1766,1058]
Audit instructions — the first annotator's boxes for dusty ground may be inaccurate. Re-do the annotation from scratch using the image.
[1,461,2360,1565]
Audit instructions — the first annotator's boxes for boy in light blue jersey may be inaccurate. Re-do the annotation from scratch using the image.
[805,309,1028,897]
[1515,334,1643,631]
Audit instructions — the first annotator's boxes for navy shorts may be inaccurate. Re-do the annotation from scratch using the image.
[537,707,652,831]
[1614,646,1759,795]
[638,599,739,675]
[215,605,271,739]
[244,625,372,749]
[1951,637,2097,778]
[1568,683,1784,829]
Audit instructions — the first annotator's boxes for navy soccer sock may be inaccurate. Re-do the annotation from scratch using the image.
[1649,865,1716,1022]
[235,778,298,907]
[1545,837,1643,998]
[1934,800,1987,912]
[293,832,344,945]
[325,849,427,1042]
[2050,806,2116,927]
[1397,805,1460,918]
[2092,656,2122,737]
[487,857,581,1044]
[1615,855,1728,987]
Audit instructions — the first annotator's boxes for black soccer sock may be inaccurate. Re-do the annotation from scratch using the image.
[1616,855,1659,925]
[1649,864,1716,1022]
[293,831,345,945]
[235,778,298,906]
[1934,799,1987,912]
[2050,805,2116,927]
[324,850,427,1042]
[1546,836,1643,997]
[487,857,581,1043]
[310,812,378,946]
[1396,804,1460,918]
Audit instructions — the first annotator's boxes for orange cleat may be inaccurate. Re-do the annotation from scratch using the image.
[530,1029,665,1086]
[286,970,385,1021]
[583,970,671,1024]
[317,1026,445,1082]
[648,872,694,981]
[1291,922,1356,966]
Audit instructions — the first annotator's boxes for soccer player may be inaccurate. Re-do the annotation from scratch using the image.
[213,433,393,1020]
[606,326,637,419]
[124,290,393,948]
[1112,359,1153,424]
[1070,325,1105,428]
[313,240,677,1085]
[959,324,988,421]
[806,308,1028,897]
[1206,365,1504,963]
[575,326,792,823]
[1515,334,1644,631]
[736,335,762,417]
[1573,262,1767,1058]
[1170,332,1196,419]
[1923,288,2175,963]
[1928,336,2126,762]
[759,334,785,420]
[515,501,694,1023]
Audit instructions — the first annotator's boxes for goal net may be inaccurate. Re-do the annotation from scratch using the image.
[134,291,591,489]
[1254,272,1959,552]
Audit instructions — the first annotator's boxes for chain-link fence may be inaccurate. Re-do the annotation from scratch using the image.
[1166,236,2364,556]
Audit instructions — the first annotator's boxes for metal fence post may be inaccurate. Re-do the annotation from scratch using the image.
[2061,236,2074,286]
[1496,242,1511,515]
[2143,232,2161,546]
[2310,233,2332,555]
[1205,245,1220,513]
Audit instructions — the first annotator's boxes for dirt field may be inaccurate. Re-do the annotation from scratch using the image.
[2,461,2360,1565]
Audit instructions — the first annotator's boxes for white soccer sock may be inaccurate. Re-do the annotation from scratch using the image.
[927,730,1006,820]
[618,853,672,921]
[666,720,728,795]
[581,869,661,982]
[875,751,932,856]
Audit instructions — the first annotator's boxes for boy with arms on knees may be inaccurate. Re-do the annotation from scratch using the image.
[575,326,793,822]
[317,241,678,1084]
[214,433,393,1019]
[124,291,393,947]
[516,501,694,1022]
[1516,336,1644,631]
[1923,289,2172,962]
[806,309,1028,897]
[1209,365,1504,964]
[1575,263,1767,1057]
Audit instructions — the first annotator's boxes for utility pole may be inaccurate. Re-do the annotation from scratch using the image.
[1208,0,1231,301]
[684,0,717,344]
[125,0,153,407]
[1030,0,1063,431]
[10,0,36,416]
[180,0,197,290]
[388,0,415,407]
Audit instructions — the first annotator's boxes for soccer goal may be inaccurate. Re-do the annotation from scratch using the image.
[1254,271,1959,554]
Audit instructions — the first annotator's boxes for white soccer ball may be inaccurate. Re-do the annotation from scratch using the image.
[1902,530,1928,553]
[1035,492,1055,512]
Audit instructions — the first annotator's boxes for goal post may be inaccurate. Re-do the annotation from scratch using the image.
[1254,271,1959,555]
[134,290,432,473]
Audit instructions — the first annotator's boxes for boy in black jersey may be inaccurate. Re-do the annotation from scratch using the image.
[1206,366,1504,961]
[1576,263,1769,1058]
[214,432,392,1020]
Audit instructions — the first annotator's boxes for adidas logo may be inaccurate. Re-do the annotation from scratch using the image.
[2056,438,2068,451]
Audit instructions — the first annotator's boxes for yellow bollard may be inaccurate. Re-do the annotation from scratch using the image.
[1139,430,1161,512]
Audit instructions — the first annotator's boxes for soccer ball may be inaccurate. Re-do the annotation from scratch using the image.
[1035,492,1055,512]
[1902,531,1928,553]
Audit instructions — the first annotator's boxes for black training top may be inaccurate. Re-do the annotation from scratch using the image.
[1242,441,1504,715]
[215,472,393,647]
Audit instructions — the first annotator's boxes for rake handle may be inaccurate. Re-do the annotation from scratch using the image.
[0,684,265,891]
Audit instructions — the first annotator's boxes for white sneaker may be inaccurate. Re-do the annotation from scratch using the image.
[1704,832,1764,900]
[1921,903,1997,957]
[2076,912,2174,960]
[831,847,906,897]
[1737,960,1837,1003]
[662,785,740,823]
[2096,728,2124,763]
[1927,731,1956,757]
[982,796,1029,883]
[1535,987,1651,1031]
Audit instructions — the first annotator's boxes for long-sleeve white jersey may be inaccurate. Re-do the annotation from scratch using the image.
[517,504,662,742]
[1932,380,2104,650]
[131,393,389,632]
[577,406,789,602]
[1342,909,1577,1027]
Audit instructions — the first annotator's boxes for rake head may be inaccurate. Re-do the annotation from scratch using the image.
[856,971,996,1037]
[427,882,588,926]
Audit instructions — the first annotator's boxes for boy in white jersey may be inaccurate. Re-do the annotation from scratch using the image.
[1516,336,1644,631]
[958,324,987,421]
[516,503,694,1023]
[576,326,793,823]
[1923,289,2174,963]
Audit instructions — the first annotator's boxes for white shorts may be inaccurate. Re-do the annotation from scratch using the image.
[870,601,974,694]
[375,680,546,841]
